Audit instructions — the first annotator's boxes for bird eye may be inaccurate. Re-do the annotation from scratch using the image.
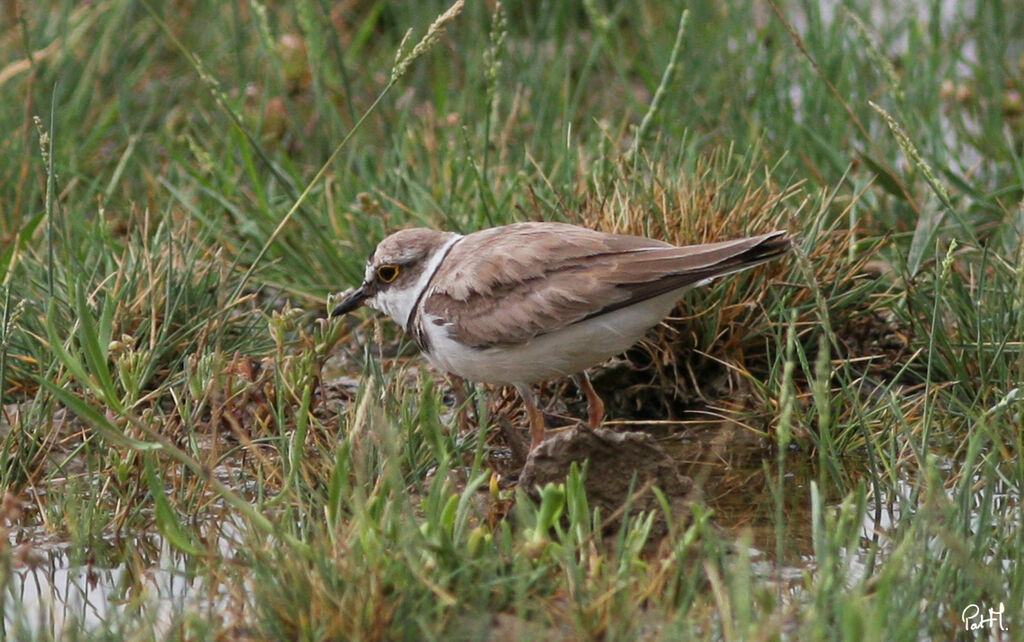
[377,264,400,283]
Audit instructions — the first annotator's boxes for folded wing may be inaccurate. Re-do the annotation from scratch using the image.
[422,222,790,348]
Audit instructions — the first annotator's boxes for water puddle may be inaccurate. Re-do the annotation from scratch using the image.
[4,534,193,636]
[3,495,240,637]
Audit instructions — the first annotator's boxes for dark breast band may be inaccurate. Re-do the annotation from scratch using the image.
[406,236,465,353]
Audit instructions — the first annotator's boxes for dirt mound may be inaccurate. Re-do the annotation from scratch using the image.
[519,426,697,537]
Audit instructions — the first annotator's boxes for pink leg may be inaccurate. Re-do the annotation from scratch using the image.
[515,383,546,451]
[573,372,605,428]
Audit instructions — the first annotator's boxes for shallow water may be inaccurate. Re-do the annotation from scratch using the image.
[4,536,191,636]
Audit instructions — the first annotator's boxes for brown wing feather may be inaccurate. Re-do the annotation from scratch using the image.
[422,223,789,348]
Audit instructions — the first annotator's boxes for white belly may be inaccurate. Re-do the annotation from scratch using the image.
[421,289,685,385]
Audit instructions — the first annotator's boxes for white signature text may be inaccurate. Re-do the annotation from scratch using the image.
[962,602,1007,632]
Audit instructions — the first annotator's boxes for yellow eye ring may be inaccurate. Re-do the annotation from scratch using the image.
[377,264,400,283]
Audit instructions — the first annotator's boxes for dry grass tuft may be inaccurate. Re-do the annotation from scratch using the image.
[543,153,913,448]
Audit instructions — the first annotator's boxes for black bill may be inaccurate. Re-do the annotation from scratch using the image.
[330,286,369,317]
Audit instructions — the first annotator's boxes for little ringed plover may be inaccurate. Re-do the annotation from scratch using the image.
[332,221,791,451]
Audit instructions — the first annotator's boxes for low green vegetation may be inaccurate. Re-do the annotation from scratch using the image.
[1,0,1022,639]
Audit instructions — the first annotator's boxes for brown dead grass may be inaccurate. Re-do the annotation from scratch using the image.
[518,152,917,451]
